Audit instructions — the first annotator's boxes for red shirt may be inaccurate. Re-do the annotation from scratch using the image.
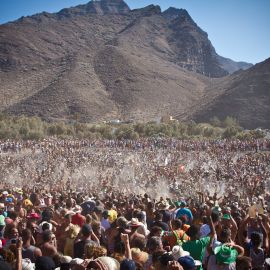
[71,213,86,227]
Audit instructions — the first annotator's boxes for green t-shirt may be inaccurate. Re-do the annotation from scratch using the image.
[182,236,210,269]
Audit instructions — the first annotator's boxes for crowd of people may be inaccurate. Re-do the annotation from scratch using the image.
[0,138,269,269]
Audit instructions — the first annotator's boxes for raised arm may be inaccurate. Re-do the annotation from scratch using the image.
[121,233,132,260]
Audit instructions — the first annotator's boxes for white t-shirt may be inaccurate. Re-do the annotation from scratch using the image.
[207,255,236,270]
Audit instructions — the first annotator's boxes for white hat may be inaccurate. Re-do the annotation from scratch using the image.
[60,256,72,264]
[2,191,8,195]
[22,258,35,270]
[96,257,120,270]
[171,245,190,260]
[38,221,53,233]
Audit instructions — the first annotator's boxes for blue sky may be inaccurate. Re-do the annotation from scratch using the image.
[0,0,269,64]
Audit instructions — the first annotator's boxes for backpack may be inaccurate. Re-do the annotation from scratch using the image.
[173,230,187,246]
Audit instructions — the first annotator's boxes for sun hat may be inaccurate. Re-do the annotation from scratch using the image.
[120,259,136,270]
[5,198,13,203]
[127,218,141,228]
[180,201,187,207]
[45,193,53,198]
[22,258,35,270]
[14,188,23,195]
[96,256,120,270]
[171,245,190,260]
[2,191,8,196]
[38,221,53,233]
[174,201,181,208]
[159,201,170,210]
[23,199,33,207]
[214,244,238,264]
[59,255,72,264]
[212,205,222,212]
[27,213,40,219]
[178,255,201,270]
[222,214,231,220]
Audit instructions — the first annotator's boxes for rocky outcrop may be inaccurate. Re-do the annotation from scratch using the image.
[1,0,266,128]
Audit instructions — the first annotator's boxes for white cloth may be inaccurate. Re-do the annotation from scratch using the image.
[207,255,236,270]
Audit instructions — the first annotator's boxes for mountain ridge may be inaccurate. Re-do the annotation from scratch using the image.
[0,0,268,128]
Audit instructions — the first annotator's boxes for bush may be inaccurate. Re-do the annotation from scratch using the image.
[222,126,239,138]
[210,116,221,127]
[0,114,254,140]
[223,116,240,129]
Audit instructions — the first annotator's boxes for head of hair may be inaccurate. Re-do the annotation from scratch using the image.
[21,228,32,241]
[220,228,231,243]
[131,237,146,250]
[41,209,52,222]
[250,232,262,246]
[236,256,252,270]
[7,211,17,221]
[155,211,163,221]
[211,211,220,223]
[147,236,162,253]
[172,219,182,230]
[149,226,163,238]
[42,229,53,242]
[186,225,200,239]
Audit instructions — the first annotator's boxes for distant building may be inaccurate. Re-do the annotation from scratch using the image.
[161,115,178,124]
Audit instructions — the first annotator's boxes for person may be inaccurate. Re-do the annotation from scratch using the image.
[71,207,86,227]
[248,232,265,269]
[182,211,214,270]
[35,256,56,270]
[127,218,146,248]
[73,224,99,259]
[39,230,58,258]
[163,219,190,249]
[207,243,244,270]
[175,202,193,225]
[144,236,164,270]
[21,228,42,262]
[151,212,169,231]
[106,202,117,224]
[101,210,111,231]
[235,256,252,270]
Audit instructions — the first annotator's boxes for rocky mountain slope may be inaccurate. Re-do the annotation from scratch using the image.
[1,0,268,128]
[191,58,270,129]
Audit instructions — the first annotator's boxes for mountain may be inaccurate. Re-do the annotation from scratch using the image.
[1,0,268,128]
[217,55,253,74]
[58,0,130,16]
[190,58,270,129]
